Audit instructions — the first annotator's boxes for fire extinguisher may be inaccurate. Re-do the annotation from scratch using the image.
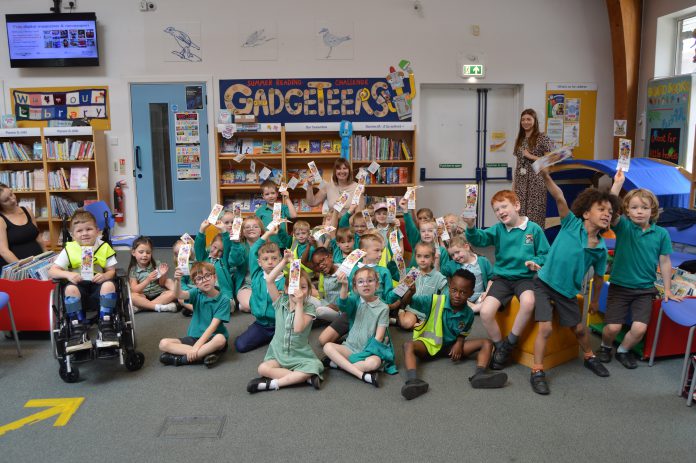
[113,180,126,223]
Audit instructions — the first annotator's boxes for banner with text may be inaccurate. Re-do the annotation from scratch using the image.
[10,86,110,130]
[219,78,411,123]
[645,75,692,167]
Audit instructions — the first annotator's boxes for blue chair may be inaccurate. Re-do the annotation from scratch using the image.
[0,291,21,357]
[648,298,696,395]
[84,201,136,249]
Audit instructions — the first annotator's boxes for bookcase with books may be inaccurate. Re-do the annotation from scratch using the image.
[215,121,284,214]
[0,126,109,250]
[214,120,416,228]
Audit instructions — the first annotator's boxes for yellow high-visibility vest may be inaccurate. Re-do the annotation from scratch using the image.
[413,294,447,355]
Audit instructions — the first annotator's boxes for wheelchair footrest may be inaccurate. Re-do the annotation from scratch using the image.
[96,347,119,359]
[68,348,94,363]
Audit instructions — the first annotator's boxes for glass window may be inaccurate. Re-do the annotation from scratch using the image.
[149,103,174,211]
[675,15,696,75]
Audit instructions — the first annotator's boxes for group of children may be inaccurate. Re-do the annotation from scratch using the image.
[51,169,680,398]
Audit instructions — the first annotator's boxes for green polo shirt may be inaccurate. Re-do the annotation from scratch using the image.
[538,213,607,299]
[465,219,549,280]
[329,238,348,264]
[227,240,251,295]
[610,215,673,289]
[194,232,233,297]
[249,238,285,326]
[410,294,474,345]
[186,287,230,340]
[255,202,291,248]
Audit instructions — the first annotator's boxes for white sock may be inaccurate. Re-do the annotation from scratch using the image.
[329,361,338,369]
[269,379,279,390]
[362,373,373,384]
[617,345,629,354]
[155,304,162,312]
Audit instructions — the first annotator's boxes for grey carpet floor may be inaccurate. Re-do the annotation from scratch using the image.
[1,249,695,462]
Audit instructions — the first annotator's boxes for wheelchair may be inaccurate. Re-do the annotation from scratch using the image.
[48,212,144,383]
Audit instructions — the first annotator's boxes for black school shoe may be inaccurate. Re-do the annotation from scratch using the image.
[469,370,508,389]
[309,374,322,390]
[530,370,550,395]
[597,345,613,363]
[491,340,514,370]
[159,352,187,366]
[401,379,429,400]
[247,377,272,393]
[203,353,219,368]
[615,351,638,369]
[584,356,611,377]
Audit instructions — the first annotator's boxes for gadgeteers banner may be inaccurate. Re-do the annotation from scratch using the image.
[219,78,410,123]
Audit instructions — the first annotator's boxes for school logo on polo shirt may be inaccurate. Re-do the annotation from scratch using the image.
[524,234,534,245]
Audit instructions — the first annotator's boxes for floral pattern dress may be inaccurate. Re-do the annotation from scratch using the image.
[513,133,554,228]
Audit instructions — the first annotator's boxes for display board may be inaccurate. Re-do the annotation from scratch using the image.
[645,75,696,170]
[9,85,110,130]
[545,83,597,160]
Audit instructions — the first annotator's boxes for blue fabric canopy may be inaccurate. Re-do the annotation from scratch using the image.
[550,158,691,208]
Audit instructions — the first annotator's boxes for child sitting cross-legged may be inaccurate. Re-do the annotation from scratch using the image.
[441,235,493,313]
[399,269,508,400]
[322,267,396,387]
[128,236,177,313]
[247,250,324,393]
[158,261,229,368]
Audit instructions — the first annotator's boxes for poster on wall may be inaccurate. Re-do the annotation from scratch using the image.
[239,22,278,61]
[219,77,413,123]
[162,22,202,62]
[315,20,353,60]
[175,112,199,144]
[545,83,597,159]
[10,86,110,130]
[645,75,694,167]
[176,145,201,180]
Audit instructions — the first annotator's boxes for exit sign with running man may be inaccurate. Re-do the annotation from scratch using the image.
[461,64,485,78]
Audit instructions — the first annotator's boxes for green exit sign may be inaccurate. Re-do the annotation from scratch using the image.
[462,64,485,77]
[439,163,462,168]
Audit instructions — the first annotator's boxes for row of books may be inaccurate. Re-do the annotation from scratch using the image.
[51,194,80,218]
[363,167,410,185]
[46,138,95,160]
[220,138,282,155]
[1,251,56,281]
[220,195,323,214]
[48,167,90,190]
[221,168,283,185]
[0,169,45,190]
[17,198,49,218]
[287,139,341,154]
[0,141,42,162]
[351,135,412,161]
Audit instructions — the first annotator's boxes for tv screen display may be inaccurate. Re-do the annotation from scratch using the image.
[6,13,99,68]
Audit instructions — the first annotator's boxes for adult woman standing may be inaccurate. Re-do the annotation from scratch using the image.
[0,184,45,268]
[305,158,365,210]
[512,109,554,228]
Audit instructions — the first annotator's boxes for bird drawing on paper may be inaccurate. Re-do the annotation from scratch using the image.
[164,26,202,62]
[318,27,351,59]
[242,29,276,48]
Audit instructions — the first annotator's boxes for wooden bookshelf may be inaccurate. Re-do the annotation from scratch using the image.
[0,127,109,250]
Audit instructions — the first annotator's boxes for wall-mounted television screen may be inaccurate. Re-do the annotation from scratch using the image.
[6,13,99,68]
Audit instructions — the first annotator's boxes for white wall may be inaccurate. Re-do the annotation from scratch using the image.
[636,0,696,156]
[0,0,615,235]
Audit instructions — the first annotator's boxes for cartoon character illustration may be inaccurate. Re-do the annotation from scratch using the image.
[242,29,276,48]
[385,60,416,120]
[318,28,351,59]
[339,120,353,160]
[164,27,202,62]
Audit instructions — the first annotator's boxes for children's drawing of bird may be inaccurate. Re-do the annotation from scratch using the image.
[318,27,351,59]
[242,29,276,48]
[164,26,201,62]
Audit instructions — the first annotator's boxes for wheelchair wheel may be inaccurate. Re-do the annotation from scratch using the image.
[59,364,80,383]
[124,350,144,371]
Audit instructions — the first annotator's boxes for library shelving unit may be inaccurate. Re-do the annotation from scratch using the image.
[0,126,109,250]
[214,121,416,228]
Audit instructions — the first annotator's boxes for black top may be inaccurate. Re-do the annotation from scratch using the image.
[0,207,43,268]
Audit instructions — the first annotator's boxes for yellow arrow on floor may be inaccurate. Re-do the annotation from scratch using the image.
[0,398,84,437]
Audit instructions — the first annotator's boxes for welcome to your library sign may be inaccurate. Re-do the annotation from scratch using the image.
[219,78,412,123]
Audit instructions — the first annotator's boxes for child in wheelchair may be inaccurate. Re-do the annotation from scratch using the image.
[48,210,119,353]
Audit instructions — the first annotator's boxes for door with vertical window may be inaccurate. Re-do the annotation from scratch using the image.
[130,83,210,239]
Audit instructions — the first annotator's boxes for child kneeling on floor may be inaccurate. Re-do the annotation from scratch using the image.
[247,250,324,392]
[159,261,229,367]
[399,269,507,400]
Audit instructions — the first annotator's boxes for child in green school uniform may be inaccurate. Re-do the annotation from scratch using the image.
[247,249,324,393]
[234,222,285,353]
[227,216,265,313]
[599,171,682,368]
[441,235,494,312]
[400,269,508,400]
[159,261,229,367]
[194,219,234,311]
[287,219,315,278]
[461,190,549,370]
[172,239,195,316]
[398,197,450,270]
[254,179,296,249]
[323,266,395,387]
[310,246,343,324]
[529,168,620,395]
[397,241,448,330]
